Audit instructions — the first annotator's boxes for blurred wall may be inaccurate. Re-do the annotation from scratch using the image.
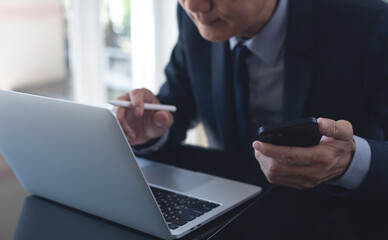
[0,0,66,90]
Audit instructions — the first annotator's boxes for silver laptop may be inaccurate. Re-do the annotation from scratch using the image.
[0,90,261,239]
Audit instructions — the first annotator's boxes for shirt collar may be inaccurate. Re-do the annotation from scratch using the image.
[229,0,289,65]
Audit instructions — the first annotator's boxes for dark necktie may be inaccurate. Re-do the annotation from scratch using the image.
[233,44,251,153]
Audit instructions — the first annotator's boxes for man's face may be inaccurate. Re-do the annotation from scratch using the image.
[179,0,278,42]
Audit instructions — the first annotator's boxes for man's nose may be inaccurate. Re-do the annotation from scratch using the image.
[185,0,212,13]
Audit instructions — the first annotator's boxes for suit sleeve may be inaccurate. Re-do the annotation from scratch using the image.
[352,5,388,197]
[155,5,198,149]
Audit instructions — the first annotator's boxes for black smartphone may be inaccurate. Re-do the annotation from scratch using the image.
[258,117,322,147]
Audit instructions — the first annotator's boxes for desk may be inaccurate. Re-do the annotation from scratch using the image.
[1,145,388,240]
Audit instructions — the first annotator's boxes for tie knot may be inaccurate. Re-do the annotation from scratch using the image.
[234,43,250,61]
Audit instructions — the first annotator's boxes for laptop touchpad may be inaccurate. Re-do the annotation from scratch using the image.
[141,164,213,192]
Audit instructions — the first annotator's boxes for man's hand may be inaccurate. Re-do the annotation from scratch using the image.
[113,88,174,146]
[252,118,356,190]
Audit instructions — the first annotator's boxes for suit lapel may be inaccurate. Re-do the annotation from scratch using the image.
[211,42,236,149]
[282,0,315,121]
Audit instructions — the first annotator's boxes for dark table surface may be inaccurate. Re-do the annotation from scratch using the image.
[2,145,388,240]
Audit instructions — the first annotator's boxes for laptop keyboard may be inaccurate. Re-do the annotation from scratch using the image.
[150,186,220,230]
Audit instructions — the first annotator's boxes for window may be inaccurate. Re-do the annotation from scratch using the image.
[67,0,179,106]
[0,0,69,99]
[0,0,207,147]
[101,0,132,101]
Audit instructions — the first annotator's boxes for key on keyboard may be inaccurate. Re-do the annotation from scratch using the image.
[150,186,220,230]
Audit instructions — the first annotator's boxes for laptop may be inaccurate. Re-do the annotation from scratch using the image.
[0,90,261,239]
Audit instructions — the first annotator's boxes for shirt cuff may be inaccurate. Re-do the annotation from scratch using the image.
[328,135,371,190]
[132,130,170,155]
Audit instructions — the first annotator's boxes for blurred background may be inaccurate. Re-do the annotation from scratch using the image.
[1,0,388,150]
[0,0,207,147]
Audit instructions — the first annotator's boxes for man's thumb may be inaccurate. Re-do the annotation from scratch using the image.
[153,111,170,128]
[318,118,353,141]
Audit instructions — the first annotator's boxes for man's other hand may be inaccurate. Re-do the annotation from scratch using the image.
[113,88,174,146]
[252,118,356,190]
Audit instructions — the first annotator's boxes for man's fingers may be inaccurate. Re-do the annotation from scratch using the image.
[253,141,315,166]
[112,89,170,145]
[318,118,353,141]
[117,118,136,142]
[128,88,161,118]
[117,93,130,101]
[113,107,127,123]
[255,149,323,189]
[129,90,145,117]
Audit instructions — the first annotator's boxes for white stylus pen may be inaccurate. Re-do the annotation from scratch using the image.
[108,99,177,112]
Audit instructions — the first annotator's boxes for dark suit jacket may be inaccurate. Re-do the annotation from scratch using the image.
[156,0,388,199]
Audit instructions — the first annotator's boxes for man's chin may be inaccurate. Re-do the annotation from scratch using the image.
[198,29,232,42]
